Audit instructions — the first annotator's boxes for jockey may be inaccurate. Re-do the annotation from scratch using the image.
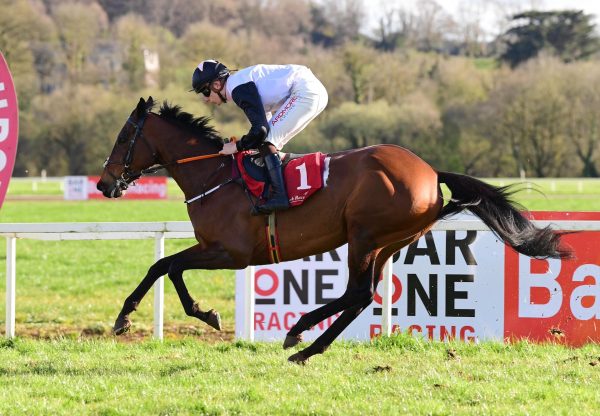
[191,60,328,215]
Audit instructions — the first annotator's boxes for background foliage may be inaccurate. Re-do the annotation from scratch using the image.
[2,0,600,177]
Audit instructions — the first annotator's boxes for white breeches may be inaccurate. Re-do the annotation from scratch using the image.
[265,68,328,150]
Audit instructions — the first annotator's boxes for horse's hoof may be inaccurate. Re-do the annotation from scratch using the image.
[288,351,308,365]
[113,316,131,336]
[283,334,303,349]
[206,309,222,331]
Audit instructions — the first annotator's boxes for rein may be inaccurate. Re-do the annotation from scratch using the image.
[141,136,237,175]
[141,152,224,175]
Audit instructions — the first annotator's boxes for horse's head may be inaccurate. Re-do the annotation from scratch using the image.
[97,97,158,198]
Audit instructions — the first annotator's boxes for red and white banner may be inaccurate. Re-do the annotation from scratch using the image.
[64,176,168,200]
[235,212,600,346]
[0,53,19,210]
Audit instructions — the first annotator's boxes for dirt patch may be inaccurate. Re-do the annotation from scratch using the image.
[7,324,235,343]
[370,365,392,373]
[446,348,460,360]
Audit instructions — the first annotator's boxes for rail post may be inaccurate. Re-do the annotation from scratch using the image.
[381,259,393,336]
[5,237,16,338]
[244,266,255,341]
[153,232,165,340]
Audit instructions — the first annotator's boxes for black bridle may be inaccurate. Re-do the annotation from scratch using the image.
[103,111,157,195]
[102,108,237,203]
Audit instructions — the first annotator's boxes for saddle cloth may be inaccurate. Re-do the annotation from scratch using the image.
[234,151,328,207]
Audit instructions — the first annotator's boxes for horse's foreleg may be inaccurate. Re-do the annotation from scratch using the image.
[166,243,237,331]
[167,270,222,331]
[113,255,174,335]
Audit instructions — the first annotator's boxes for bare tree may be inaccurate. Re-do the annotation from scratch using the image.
[563,63,600,177]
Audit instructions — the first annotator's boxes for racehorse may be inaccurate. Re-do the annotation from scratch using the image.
[97,97,571,364]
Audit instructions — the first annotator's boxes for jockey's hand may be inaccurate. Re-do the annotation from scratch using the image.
[219,141,238,155]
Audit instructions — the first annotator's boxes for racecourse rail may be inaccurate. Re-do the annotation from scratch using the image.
[2,219,600,341]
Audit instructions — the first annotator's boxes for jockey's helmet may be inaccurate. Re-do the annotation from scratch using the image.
[191,60,230,94]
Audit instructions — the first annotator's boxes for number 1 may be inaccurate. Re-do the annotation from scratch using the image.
[296,163,312,190]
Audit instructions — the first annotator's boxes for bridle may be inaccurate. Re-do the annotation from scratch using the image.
[103,110,157,196]
[102,109,233,201]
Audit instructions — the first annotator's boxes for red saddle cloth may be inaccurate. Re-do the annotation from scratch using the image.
[235,151,327,207]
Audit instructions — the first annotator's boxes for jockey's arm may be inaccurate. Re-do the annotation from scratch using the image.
[231,81,270,151]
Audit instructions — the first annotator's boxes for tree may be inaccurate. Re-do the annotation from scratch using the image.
[319,100,397,149]
[500,10,600,67]
[372,0,454,53]
[562,63,600,177]
[482,58,571,177]
[25,86,129,175]
[341,43,377,104]
[0,0,56,103]
[309,0,365,48]
[413,0,454,52]
[52,2,109,81]
[115,14,156,91]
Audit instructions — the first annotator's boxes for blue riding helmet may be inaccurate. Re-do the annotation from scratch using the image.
[191,60,230,95]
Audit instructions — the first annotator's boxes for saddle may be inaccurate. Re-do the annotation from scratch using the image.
[234,151,328,207]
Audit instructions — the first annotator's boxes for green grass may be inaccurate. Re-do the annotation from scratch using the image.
[1,178,600,414]
[0,336,599,415]
[6,178,185,199]
[0,200,189,222]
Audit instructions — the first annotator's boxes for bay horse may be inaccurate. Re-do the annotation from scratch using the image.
[97,97,570,364]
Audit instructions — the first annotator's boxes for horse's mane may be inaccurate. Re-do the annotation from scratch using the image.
[157,101,224,145]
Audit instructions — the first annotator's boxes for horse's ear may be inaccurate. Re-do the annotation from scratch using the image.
[135,97,146,118]
[146,96,154,110]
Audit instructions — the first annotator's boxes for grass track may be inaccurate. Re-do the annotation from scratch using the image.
[2,336,600,415]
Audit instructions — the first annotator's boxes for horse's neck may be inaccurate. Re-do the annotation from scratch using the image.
[167,152,232,202]
[150,116,228,201]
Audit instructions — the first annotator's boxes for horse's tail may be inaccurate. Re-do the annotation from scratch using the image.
[437,171,571,259]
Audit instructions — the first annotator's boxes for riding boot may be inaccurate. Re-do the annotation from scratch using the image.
[254,153,290,215]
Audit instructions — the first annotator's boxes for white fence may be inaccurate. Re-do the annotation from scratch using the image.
[2,219,600,341]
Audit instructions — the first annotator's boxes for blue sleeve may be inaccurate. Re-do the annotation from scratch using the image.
[231,81,269,150]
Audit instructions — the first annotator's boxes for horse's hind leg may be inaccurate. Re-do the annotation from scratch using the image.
[286,238,411,363]
[284,240,407,351]
[287,240,380,363]
[283,289,356,349]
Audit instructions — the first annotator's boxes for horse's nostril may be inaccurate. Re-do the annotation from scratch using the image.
[96,182,104,192]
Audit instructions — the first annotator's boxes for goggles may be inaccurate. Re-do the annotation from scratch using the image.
[196,83,212,97]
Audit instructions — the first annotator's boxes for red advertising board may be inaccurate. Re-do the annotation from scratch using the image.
[0,53,19,210]
[64,176,168,200]
[87,176,167,199]
[504,211,600,345]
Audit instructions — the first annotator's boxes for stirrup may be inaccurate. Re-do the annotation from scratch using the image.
[251,197,289,216]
